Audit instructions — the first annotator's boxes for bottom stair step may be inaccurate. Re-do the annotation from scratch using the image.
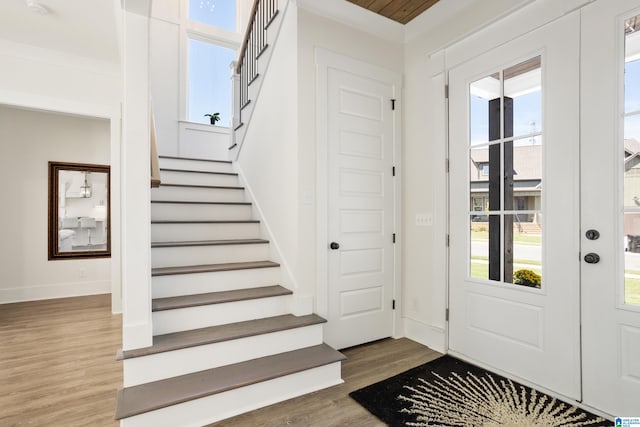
[115,344,346,421]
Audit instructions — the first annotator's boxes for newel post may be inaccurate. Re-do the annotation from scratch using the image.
[230,60,241,143]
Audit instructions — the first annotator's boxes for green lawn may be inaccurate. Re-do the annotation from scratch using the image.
[625,277,640,306]
[470,261,541,280]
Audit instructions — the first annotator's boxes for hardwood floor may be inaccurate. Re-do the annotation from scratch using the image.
[207,337,442,427]
[0,294,441,426]
[0,294,122,427]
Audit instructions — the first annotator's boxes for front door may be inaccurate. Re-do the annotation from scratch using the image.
[581,0,640,416]
[448,13,582,398]
[318,52,399,350]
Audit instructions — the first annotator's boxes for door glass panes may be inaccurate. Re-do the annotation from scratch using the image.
[511,137,542,211]
[470,214,494,280]
[624,15,640,306]
[470,78,494,145]
[188,39,236,126]
[189,0,237,32]
[504,57,542,139]
[468,56,543,288]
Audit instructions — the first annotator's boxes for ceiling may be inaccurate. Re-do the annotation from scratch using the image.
[0,0,120,64]
[345,0,441,25]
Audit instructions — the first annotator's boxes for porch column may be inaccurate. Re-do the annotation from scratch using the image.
[488,96,513,282]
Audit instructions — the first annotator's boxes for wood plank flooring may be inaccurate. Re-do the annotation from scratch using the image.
[207,337,442,427]
[0,294,121,427]
[0,294,441,426]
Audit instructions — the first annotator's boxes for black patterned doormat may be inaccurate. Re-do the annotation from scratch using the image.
[349,355,610,426]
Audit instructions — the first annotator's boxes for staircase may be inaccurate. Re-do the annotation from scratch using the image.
[115,156,345,427]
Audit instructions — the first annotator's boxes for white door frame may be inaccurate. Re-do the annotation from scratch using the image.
[315,47,403,341]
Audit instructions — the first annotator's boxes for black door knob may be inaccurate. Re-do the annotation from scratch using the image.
[584,253,600,264]
[330,242,340,250]
[585,229,600,240]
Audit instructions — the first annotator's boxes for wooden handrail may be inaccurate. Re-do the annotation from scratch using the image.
[236,0,261,74]
[150,105,161,188]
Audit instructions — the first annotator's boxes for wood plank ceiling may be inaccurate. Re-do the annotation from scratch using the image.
[345,0,441,25]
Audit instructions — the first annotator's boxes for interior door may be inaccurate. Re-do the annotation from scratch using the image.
[581,0,640,416]
[324,64,397,350]
[448,13,582,398]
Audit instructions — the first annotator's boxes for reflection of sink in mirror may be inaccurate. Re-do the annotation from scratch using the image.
[62,217,79,228]
[80,217,96,228]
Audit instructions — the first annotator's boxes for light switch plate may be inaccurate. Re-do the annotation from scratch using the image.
[416,213,433,226]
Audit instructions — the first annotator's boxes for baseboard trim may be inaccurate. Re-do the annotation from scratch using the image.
[403,317,446,353]
[0,280,111,305]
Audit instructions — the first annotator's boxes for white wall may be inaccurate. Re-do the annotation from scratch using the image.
[0,106,111,303]
[235,1,300,302]
[150,12,180,156]
[0,40,121,118]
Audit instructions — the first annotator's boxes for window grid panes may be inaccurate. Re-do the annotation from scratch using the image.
[623,15,640,306]
[469,57,543,289]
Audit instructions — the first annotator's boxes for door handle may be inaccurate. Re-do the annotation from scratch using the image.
[584,253,600,264]
[585,229,600,240]
[329,242,340,250]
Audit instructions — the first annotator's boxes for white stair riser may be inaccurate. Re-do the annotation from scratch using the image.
[153,295,291,335]
[151,243,269,268]
[161,170,238,187]
[151,222,261,243]
[151,186,245,203]
[159,158,234,173]
[151,203,252,221]
[120,362,344,427]
[152,266,281,298]
[123,325,324,386]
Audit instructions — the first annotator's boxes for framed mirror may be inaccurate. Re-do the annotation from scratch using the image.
[48,162,111,260]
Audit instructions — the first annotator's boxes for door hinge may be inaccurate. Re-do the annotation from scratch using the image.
[393,233,396,244]
[446,234,450,247]
[445,308,450,321]
[391,99,396,110]
[445,158,450,173]
[445,84,449,99]
[392,299,396,310]
[392,166,396,176]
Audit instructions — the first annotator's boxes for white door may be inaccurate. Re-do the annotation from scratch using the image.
[448,13,582,398]
[319,53,399,350]
[581,0,640,416]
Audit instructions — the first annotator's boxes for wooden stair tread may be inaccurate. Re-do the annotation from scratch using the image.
[151,239,268,248]
[159,155,232,164]
[152,285,291,312]
[151,200,251,205]
[115,344,345,420]
[160,168,237,176]
[118,314,327,360]
[151,220,260,224]
[157,183,244,190]
[152,260,280,276]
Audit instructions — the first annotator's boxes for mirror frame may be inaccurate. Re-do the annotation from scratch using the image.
[48,161,111,260]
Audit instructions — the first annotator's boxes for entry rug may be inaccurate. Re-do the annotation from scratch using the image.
[349,355,610,426]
